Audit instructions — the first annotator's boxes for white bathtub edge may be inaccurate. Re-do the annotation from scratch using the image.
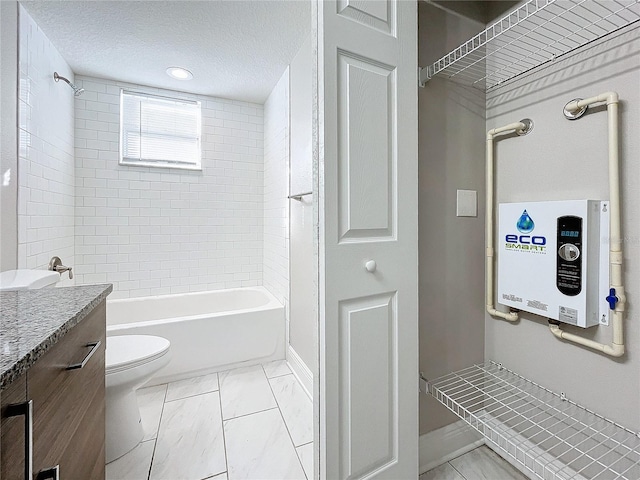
[287,345,313,400]
[107,305,283,332]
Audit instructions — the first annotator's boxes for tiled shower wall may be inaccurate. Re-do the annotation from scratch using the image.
[263,70,290,315]
[17,6,75,285]
[73,76,264,299]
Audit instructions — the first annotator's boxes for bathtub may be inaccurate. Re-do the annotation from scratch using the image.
[107,287,285,385]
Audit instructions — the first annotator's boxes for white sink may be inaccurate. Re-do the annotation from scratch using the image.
[0,269,60,291]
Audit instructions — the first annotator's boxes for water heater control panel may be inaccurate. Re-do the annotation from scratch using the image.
[498,200,610,328]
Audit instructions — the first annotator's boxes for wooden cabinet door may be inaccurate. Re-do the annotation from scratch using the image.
[28,301,106,480]
[1,373,28,480]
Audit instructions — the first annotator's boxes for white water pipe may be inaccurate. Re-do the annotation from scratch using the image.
[485,121,531,322]
[550,92,625,358]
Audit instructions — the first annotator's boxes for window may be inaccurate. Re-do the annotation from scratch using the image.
[120,90,201,170]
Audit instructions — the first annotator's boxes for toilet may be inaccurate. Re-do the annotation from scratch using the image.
[105,335,171,463]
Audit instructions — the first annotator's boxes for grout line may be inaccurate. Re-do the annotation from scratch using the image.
[263,361,293,380]
[223,406,280,423]
[294,447,309,480]
[448,460,468,480]
[264,370,293,379]
[217,389,230,480]
[164,388,220,403]
[267,372,312,447]
[293,442,313,480]
[146,384,168,480]
[266,371,295,381]
[265,366,307,476]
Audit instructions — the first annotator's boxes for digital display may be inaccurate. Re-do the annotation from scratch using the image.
[561,230,579,237]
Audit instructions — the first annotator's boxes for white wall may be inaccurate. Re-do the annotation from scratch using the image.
[73,76,264,299]
[289,35,316,374]
[17,5,75,285]
[263,70,290,313]
[486,25,640,431]
[1,1,18,271]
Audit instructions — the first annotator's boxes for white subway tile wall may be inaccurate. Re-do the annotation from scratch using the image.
[17,6,75,286]
[74,76,264,298]
[263,70,290,315]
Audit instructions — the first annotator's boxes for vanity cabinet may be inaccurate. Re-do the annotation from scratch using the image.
[1,300,106,480]
[1,373,27,478]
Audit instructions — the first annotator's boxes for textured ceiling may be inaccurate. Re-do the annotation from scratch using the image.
[21,1,311,104]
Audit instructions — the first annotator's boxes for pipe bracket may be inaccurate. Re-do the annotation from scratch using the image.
[516,118,534,135]
[563,98,588,120]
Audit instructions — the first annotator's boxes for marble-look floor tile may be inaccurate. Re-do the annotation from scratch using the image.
[219,364,277,419]
[450,446,529,480]
[149,391,226,480]
[420,462,465,480]
[296,442,313,480]
[137,384,167,442]
[205,474,228,480]
[106,439,154,480]
[224,408,306,480]
[263,360,291,378]
[165,372,219,402]
[269,374,312,446]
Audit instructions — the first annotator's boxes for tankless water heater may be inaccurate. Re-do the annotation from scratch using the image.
[497,200,610,328]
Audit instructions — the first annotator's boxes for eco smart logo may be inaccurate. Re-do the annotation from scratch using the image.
[505,209,547,253]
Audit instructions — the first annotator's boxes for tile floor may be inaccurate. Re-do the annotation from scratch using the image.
[107,362,526,480]
[106,360,313,480]
[420,446,530,480]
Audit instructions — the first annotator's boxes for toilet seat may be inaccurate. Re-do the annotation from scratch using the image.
[106,335,170,375]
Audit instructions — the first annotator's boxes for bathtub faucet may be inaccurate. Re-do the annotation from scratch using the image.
[48,256,73,279]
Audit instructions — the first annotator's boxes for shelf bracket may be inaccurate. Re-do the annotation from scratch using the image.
[418,67,431,88]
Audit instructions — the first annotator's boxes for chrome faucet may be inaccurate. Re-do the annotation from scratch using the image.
[48,256,73,279]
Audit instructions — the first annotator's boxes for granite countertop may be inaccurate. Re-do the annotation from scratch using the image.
[0,284,112,390]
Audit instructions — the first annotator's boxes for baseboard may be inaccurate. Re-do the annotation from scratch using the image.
[286,345,313,399]
[419,420,484,474]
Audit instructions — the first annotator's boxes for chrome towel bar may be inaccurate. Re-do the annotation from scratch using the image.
[288,191,312,201]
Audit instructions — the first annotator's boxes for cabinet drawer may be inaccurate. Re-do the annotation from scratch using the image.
[28,301,106,478]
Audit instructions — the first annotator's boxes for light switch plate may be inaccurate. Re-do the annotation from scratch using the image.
[457,189,477,217]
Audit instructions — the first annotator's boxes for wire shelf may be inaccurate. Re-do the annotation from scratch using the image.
[420,0,640,90]
[429,361,640,480]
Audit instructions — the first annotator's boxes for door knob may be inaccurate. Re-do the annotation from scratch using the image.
[365,260,377,273]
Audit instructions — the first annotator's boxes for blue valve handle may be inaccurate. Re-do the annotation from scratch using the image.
[606,288,618,310]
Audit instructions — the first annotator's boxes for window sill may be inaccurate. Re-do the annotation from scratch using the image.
[119,159,202,172]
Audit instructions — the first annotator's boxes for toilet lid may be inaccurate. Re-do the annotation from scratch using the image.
[106,335,170,374]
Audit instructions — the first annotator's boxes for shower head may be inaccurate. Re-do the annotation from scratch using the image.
[53,72,84,96]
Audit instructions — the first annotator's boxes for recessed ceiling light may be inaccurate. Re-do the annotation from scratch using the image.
[166,67,193,80]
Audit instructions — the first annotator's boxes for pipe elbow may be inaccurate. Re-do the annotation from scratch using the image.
[604,344,625,358]
[487,306,518,322]
[549,323,563,339]
[601,91,619,105]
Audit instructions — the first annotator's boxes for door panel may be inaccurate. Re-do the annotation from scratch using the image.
[338,52,395,241]
[316,0,418,479]
[339,293,397,479]
[336,0,395,35]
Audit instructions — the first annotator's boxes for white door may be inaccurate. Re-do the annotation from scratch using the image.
[315,1,418,479]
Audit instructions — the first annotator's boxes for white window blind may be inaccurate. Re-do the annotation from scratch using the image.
[120,90,201,170]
